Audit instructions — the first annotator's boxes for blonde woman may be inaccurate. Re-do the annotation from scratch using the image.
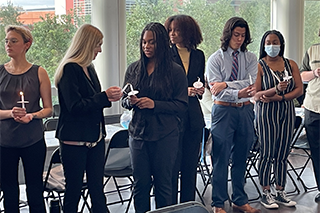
[54,24,122,213]
[0,25,52,212]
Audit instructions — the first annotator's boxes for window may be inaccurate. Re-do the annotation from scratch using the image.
[303,0,320,53]
[0,2,91,104]
[125,0,271,66]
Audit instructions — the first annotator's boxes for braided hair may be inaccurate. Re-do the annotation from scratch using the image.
[133,22,174,100]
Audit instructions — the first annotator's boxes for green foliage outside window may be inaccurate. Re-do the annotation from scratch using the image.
[0,3,90,83]
[304,1,320,54]
[126,0,271,66]
[0,3,90,104]
[0,2,23,64]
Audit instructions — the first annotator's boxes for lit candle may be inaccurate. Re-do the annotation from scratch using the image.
[17,91,29,108]
[20,91,25,108]
[249,74,253,85]
[122,83,139,96]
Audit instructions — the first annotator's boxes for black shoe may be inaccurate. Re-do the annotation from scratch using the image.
[315,193,320,202]
[274,189,296,207]
[260,189,279,209]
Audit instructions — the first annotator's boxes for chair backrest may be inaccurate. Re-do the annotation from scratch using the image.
[104,114,122,125]
[44,118,59,131]
[294,116,302,129]
[43,147,63,190]
[53,104,60,118]
[49,147,62,165]
[105,129,130,170]
[108,129,129,149]
[291,116,304,147]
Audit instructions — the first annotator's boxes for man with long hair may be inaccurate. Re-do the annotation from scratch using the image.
[206,17,260,213]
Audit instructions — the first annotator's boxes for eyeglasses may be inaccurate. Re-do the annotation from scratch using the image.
[4,38,19,45]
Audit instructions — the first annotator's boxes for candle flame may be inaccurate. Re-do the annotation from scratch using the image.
[20,91,23,95]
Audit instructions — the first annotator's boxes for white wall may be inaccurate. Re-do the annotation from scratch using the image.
[91,0,126,115]
[271,0,304,63]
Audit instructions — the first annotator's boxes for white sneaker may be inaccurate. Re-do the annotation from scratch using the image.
[260,189,279,209]
[275,189,297,207]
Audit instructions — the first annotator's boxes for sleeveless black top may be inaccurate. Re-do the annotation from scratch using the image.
[0,64,44,148]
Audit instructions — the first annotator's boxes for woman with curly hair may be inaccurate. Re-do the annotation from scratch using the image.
[164,14,205,204]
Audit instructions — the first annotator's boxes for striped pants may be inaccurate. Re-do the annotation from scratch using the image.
[256,101,295,187]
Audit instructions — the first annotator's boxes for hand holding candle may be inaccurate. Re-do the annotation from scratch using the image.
[122,83,139,96]
[17,91,29,109]
[193,77,203,89]
[283,70,292,81]
[192,77,204,97]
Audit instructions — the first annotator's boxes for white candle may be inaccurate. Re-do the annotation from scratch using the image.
[249,74,253,85]
[283,70,292,81]
[193,77,203,89]
[20,91,25,108]
[125,83,139,96]
[129,83,134,93]
[122,83,129,93]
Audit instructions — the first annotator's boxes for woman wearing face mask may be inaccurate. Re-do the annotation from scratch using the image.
[253,30,303,210]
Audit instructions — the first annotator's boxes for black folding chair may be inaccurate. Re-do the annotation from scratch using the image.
[103,129,133,213]
[44,118,59,131]
[43,147,91,212]
[287,116,317,192]
[52,104,60,118]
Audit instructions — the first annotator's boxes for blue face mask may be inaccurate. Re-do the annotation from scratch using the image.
[265,45,281,57]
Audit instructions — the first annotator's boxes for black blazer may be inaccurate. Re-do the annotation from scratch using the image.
[56,62,111,142]
[171,45,205,130]
[122,61,188,141]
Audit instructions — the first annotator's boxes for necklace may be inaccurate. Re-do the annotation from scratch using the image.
[5,62,32,74]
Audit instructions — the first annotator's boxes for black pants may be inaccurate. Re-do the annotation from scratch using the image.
[172,126,202,204]
[60,140,107,213]
[129,130,179,213]
[0,139,46,213]
[304,108,320,190]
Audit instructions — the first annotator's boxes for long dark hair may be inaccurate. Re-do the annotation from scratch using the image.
[220,17,252,52]
[259,30,285,59]
[164,14,203,50]
[133,22,173,100]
